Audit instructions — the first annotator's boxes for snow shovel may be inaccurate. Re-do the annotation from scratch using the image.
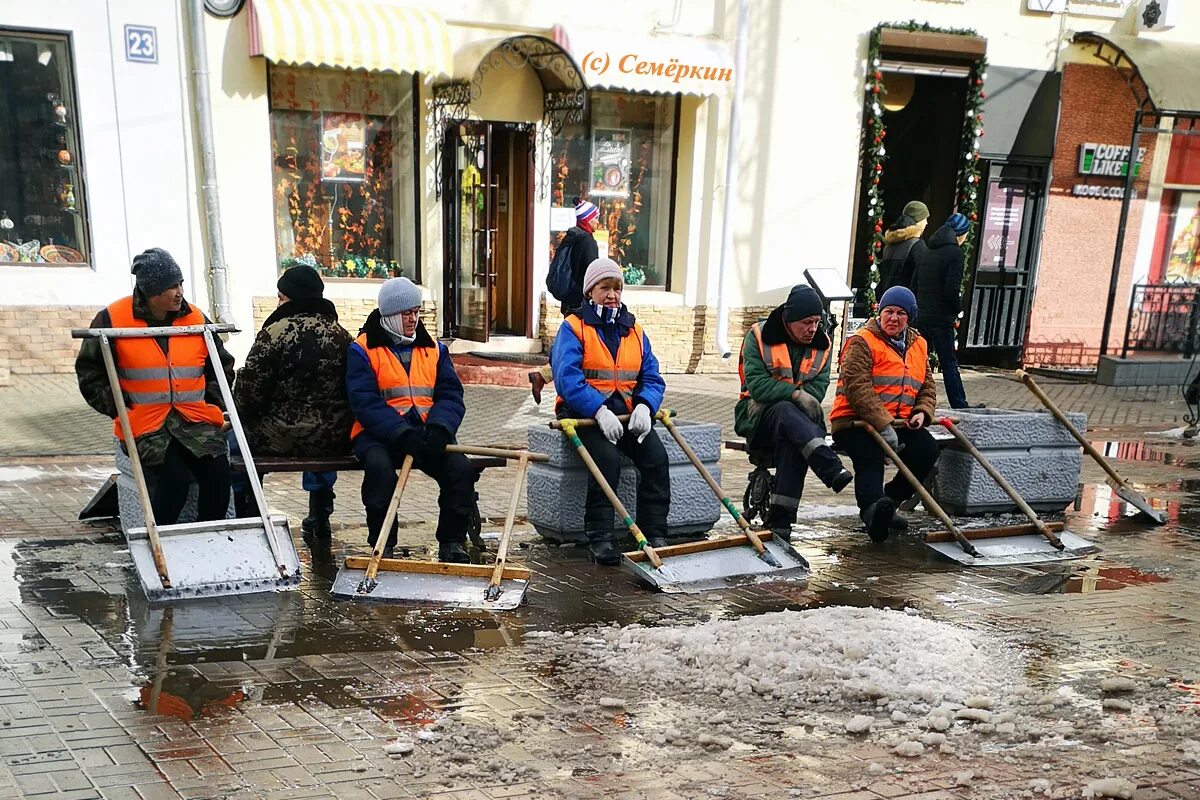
[930,417,1097,566]
[1016,370,1167,524]
[552,415,809,593]
[331,445,541,609]
[71,324,302,602]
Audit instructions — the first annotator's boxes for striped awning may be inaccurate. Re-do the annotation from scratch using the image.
[248,0,452,78]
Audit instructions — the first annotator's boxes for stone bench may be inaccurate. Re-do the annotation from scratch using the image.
[930,407,1085,515]
[526,421,722,544]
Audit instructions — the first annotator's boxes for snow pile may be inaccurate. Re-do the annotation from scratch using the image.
[539,607,1015,711]
[1083,777,1136,798]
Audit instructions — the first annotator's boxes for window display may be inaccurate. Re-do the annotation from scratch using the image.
[268,65,417,280]
[550,92,676,288]
[0,32,89,265]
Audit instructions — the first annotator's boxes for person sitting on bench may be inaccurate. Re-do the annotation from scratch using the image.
[830,286,938,542]
[734,284,852,542]
[232,265,353,549]
[346,277,473,563]
[75,248,235,525]
[552,258,669,566]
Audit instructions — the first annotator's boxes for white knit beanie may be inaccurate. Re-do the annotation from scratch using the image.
[582,258,623,295]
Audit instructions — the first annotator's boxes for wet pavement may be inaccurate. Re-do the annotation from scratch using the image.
[2,378,1200,798]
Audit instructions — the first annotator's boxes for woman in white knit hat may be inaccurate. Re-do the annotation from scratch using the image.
[550,258,670,566]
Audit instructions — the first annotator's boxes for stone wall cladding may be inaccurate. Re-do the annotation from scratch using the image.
[537,295,774,374]
[0,305,99,385]
[526,421,722,542]
[931,407,1087,515]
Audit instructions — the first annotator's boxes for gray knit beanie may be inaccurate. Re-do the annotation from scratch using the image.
[582,258,624,295]
[378,277,422,315]
[131,248,184,296]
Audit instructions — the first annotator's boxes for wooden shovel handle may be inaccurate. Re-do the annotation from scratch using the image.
[490,453,529,591]
[364,455,414,582]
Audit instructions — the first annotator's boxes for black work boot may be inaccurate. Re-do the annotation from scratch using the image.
[889,511,909,531]
[829,469,853,494]
[438,541,470,564]
[587,531,621,566]
[234,489,257,519]
[765,504,795,543]
[861,497,897,543]
[301,489,335,548]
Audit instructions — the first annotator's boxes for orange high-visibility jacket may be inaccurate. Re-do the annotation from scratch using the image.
[829,327,928,422]
[737,321,831,400]
[555,314,644,414]
[349,332,440,440]
[107,297,225,441]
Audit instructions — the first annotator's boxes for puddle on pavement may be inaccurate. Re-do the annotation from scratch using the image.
[1008,562,1169,594]
[1090,439,1200,469]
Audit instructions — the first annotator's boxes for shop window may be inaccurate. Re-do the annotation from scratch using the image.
[268,65,417,281]
[0,31,89,266]
[550,92,677,289]
[1156,190,1200,283]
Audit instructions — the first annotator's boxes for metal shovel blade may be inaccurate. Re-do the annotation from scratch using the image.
[331,558,529,610]
[126,515,301,602]
[621,536,810,593]
[925,530,1098,567]
[1114,483,1168,525]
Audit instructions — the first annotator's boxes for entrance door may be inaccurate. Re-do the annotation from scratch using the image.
[960,161,1047,365]
[442,121,533,342]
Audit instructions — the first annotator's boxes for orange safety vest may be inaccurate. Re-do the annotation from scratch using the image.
[349,333,441,440]
[555,314,644,413]
[737,322,830,400]
[829,327,928,422]
[107,297,225,442]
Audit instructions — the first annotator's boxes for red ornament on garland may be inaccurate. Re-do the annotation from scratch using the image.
[874,223,883,233]
[874,71,882,80]
[969,213,978,221]
[875,164,882,173]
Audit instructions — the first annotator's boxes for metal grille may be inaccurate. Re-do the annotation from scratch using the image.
[1121,283,1200,357]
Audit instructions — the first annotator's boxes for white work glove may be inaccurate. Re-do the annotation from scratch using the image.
[628,404,653,444]
[878,424,900,452]
[594,406,623,444]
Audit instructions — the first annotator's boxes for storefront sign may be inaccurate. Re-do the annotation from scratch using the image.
[1138,0,1178,31]
[320,113,365,183]
[578,52,733,86]
[1071,184,1138,200]
[1078,142,1146,177]
[590,128,632,198]
[978,185,1025,270]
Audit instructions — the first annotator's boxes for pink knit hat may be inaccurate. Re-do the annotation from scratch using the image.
[582,258,623,294]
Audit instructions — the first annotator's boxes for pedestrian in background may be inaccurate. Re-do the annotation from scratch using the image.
[878,199,929,293]
[913,211,973,410]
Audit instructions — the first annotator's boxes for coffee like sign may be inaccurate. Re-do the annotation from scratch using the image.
[1078,142,1147,178]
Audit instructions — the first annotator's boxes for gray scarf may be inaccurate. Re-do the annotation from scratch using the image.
[381,312,416,346]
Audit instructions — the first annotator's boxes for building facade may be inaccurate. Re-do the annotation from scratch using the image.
[3,0,1199,385]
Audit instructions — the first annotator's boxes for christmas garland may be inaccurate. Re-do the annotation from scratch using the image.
[862,21,987,307]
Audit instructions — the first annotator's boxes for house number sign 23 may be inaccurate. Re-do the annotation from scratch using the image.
[125,25,158,64]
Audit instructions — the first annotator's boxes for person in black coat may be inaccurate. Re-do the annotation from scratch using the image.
[529,198,602,403]
[913,212,972,409]
[878,200,929,293]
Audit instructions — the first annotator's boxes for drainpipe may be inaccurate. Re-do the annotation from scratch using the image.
[187,0,234,324]
[714,0,749,359]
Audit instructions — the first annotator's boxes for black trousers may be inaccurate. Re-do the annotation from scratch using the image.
[360,444,475,548]
[925,324,969,409]
[147,438,232,524]
[576,425,670,542]
[832,426,939,511]
[750,402,845,526]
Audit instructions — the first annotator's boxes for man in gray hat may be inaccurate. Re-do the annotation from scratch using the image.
[76,247,236,524]
[345,277,474,562]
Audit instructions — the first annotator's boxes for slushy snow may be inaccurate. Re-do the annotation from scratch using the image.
[1083,777,1136,798]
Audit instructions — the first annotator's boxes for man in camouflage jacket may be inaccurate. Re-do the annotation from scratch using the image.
[233,266,352,547]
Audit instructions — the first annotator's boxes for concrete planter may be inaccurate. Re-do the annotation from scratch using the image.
[526,421,722,544]
[114,439,234,533]
[930,407,1086,515]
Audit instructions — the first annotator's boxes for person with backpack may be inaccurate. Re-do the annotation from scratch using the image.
[877,200,929,293]
[530,198,601,404]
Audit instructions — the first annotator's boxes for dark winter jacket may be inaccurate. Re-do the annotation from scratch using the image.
[555,226,600,315]
[733,305,832,441]
[913,223,965,328]
[345,310,466,459]
[550,301,665,418]
[75,290,235,466]
[830,318,937,434]
[878,221,927,293]
[233,297,353,457]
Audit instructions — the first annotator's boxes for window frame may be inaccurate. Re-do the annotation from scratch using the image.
[0,26,93,269]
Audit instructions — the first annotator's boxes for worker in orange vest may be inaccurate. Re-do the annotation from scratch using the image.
[346,277,473,563]
[552,258,669,566]
[75,248,236,524]
[734,285,853,544]
[829,286,938,542]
